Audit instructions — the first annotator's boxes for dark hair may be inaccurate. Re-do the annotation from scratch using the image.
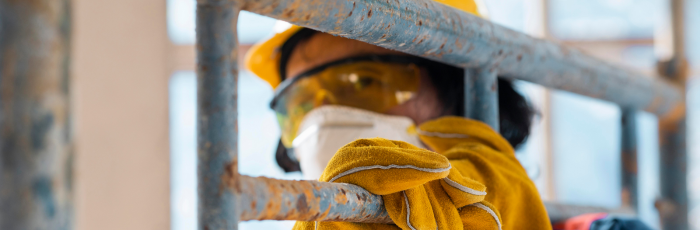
[426,64,535,148]
[274,28,535,172]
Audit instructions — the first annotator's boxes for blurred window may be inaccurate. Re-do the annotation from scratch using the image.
[690,79,700,229]
[169,72,197,230]
[550,92,622,208]
[167,0,277,44]
[548,0,660,40]
[689,0,700,66]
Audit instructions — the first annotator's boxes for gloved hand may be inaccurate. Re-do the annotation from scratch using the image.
[417,116,551,230]
[292,137,502,230]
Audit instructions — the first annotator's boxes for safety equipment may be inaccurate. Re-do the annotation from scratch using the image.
[293,116,550,230]
[292,105,426,180]
[272,55,425,148]
[244,0,485,89]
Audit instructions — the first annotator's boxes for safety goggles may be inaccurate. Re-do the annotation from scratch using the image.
[271,55,429,148]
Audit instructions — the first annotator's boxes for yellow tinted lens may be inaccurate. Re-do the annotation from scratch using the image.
[273,61,421,147]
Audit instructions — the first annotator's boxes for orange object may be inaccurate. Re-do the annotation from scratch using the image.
[552,213,608,230]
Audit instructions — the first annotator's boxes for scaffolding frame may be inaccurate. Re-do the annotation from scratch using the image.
[0,0,689,229]
[194,0,689,229]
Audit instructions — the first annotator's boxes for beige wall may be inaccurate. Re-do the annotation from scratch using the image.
[73,0,170,229]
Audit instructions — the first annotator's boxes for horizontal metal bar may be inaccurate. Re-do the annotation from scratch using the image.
[239,176,636,224]
[241,0,683,118]
[238,176,392,223]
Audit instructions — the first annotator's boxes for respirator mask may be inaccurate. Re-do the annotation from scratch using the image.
[270,55,430,179]
[291,106,425,180]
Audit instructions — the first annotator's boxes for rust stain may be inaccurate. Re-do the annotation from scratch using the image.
[270,2,280,12]
[621,150,639,173]
[658,104,686,130]
[262,178,283,219]
[621,188,631,206]
[334,192,349,205]
[296,193,310,214]
[284,9,295,18]
[348,2,356,17]
[264,201,277,218]
[220,159,240,193]
[318,202,333,220]
[300,181,320,219]
[454,40,463,50]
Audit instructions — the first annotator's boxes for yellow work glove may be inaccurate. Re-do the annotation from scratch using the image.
[418,117,551,230]
[292,137,502,230]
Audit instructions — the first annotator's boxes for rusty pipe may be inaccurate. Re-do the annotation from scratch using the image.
[238,175,393,224]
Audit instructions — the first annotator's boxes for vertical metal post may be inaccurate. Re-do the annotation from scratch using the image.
[465,68,500,131]
[196,1,240,229]
[621,109,638,212]
[658,118,687,230]
[657,0,688,229]
[0,0,73,229]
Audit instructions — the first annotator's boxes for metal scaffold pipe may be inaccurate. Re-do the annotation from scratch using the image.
[235,176,635,224]
[0,0,74,229]
[241,0,683,119]
[657,0,689,229]
[238,176,392,223]
[196,0,240,229]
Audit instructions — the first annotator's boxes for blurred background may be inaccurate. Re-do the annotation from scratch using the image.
[2,0,698,229]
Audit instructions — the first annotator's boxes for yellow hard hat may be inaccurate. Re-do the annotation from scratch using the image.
[244,0,484,89]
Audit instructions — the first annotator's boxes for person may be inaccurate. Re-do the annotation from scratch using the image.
[245,0,550,229]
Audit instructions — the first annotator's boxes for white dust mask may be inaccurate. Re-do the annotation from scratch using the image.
[292,105,426,180]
